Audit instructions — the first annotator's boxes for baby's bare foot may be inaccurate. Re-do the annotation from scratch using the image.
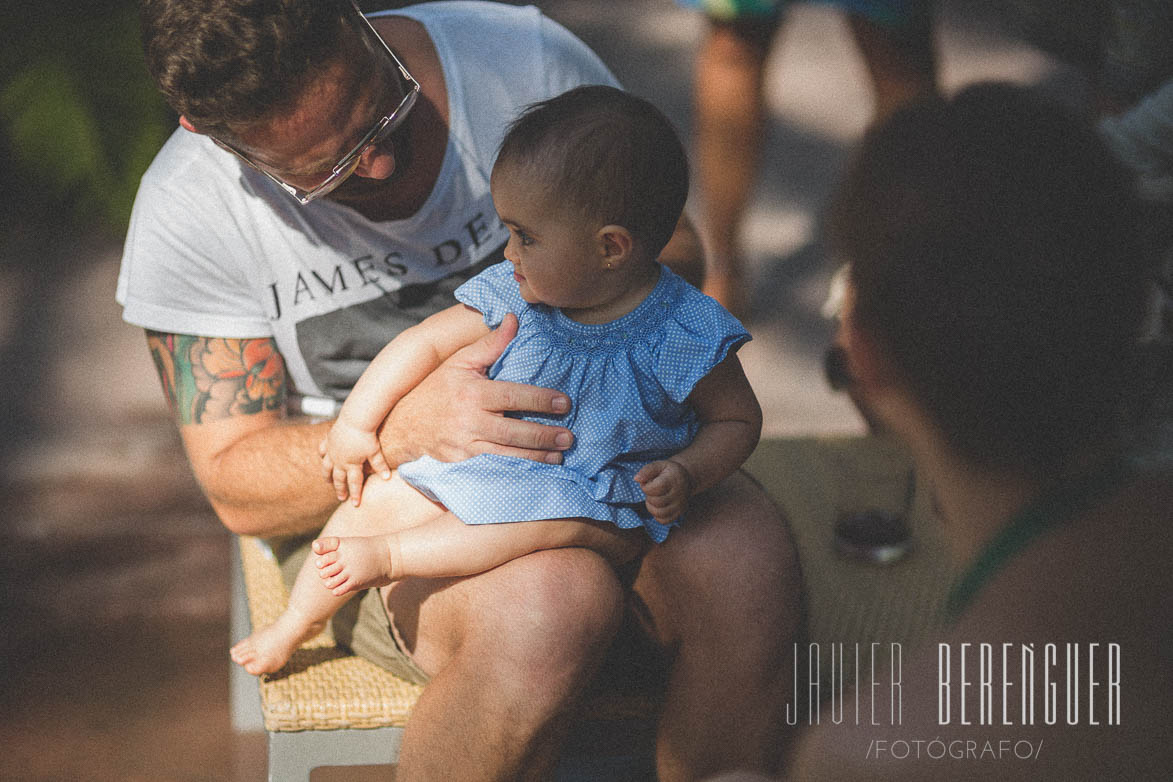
[313,534,402,596]
[230,607,324,675]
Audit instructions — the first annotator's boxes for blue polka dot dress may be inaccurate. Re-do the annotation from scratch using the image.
[397,262,750,542]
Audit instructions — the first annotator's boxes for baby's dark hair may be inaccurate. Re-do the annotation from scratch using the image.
[828,82,1151,475]
[494,85,689,258]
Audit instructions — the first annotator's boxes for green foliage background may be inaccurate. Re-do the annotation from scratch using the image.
[1,0,176,238]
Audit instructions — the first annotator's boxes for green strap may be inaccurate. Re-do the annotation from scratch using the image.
[945,459,1129,620]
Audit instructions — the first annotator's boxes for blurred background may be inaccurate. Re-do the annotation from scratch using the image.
[0,0,1105,778]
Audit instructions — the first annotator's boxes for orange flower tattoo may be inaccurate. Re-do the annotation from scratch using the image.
[147,331,286,424]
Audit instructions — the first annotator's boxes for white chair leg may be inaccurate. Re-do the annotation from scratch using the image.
[267,726,405,781]
[230,539,265,733]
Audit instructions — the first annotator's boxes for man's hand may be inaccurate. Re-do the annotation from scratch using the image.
[379,314,574,466]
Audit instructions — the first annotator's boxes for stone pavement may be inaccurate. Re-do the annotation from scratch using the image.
[0,2,1072,779]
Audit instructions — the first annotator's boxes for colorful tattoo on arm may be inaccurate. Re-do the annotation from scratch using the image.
[146,331,286,425]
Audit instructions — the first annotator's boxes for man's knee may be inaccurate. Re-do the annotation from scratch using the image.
[494,548,625,651]
[404,547,624,679]
[449,548,624,699]
[679,473,796,587]
[641,472,801,645]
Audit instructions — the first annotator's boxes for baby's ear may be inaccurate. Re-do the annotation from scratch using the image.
[597,224,634,269]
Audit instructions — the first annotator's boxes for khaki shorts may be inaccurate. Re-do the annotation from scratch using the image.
[271,535,431,685]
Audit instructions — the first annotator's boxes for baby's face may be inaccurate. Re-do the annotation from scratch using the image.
[490,166,610,312]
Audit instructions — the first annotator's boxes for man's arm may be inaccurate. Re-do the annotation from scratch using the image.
[148,331,337,537]
[147,320,576,538]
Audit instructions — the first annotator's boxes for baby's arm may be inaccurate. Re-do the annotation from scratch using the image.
[323,304,490,503]
[635,353,762,523]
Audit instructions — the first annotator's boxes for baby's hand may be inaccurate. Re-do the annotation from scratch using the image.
[635,459,693,525]
[319,421,391,505]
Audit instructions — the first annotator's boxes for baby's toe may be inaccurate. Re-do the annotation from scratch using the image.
[317,559,343,578]
[312,536,341,554]
[230,642,254,665]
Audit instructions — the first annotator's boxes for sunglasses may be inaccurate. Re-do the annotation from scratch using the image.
[211,3,420,205]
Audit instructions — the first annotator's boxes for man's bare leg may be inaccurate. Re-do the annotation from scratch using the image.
[386,547,626,780]
[632,470,802,781]
[229,473,443,674]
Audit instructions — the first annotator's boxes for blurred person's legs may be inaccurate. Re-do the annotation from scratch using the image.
[693,10,778,317]
[845,0,937,121]
[690,0,936,316]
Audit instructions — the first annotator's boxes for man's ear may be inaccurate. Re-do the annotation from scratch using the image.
[838,284,891,393]
[596,225,634,269]
[841,323,885,392]
[178,116,203,134]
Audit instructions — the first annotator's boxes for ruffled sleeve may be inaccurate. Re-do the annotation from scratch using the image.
[650,275,751,404]
[454,261,527,328]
